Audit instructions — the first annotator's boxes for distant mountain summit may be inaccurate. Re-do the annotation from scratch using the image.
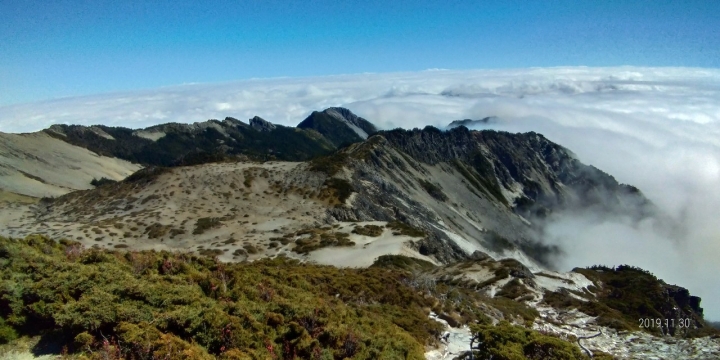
[297,107,377,147]
[447,116,498,129]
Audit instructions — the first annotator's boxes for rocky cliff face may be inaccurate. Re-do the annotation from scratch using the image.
[382,126,654,219]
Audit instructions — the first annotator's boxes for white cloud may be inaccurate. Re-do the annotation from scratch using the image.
[2,66,720,319]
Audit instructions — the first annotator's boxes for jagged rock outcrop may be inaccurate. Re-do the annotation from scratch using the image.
[249,116,276,132]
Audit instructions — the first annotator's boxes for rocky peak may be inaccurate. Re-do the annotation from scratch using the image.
[297,108,378,147]
[249,116,276,132]
[324,107,378,138]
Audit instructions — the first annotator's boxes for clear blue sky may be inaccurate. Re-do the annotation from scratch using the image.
[1,0,718,105]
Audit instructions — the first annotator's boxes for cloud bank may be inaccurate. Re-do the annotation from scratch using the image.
[2,66,720,319]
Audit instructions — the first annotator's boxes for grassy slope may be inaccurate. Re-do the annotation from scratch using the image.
[0,235,440,359]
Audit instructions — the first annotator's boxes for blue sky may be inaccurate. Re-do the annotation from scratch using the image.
[1,0,718,105]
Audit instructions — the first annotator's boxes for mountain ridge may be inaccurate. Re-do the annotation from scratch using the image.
[41,107,379,168]
[1,107,718,358]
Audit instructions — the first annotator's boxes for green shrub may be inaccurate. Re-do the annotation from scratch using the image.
[352,224,384,237]
[496,279,533,300]
[371,255,436,272]
[469,321,585,360]
[90,177,117,187]
[194,217,223,235]
[0,318,17,344]
[325,178,354,204]
[386,221,426,237]
[308,153,348,176]
[293,230,355,254]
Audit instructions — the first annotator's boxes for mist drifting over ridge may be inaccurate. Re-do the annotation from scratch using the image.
[2,66,720,319]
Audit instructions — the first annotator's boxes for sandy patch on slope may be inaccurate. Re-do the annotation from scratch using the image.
[0,132,142,197]
[306,221,439,267]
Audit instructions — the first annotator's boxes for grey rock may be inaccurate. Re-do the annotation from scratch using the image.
[249,116,276,132]
[469,250,491,261]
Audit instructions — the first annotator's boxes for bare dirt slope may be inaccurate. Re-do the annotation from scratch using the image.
[0,131,142,198]
[0,161,436,266]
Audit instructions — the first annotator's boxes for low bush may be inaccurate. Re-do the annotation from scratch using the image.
[386,221,426,237]
[496,279,533,300]
[194,217,223,235]
[293,230,355,254]
[469,321,586,360]
[308,153,348,176]
[145,223,172,239]
[371,255,436,272]
[325,178,354,204]
[351,224,383,237]
[90,177,117,187]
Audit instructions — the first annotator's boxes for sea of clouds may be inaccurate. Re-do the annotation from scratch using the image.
[2,66,720,319]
